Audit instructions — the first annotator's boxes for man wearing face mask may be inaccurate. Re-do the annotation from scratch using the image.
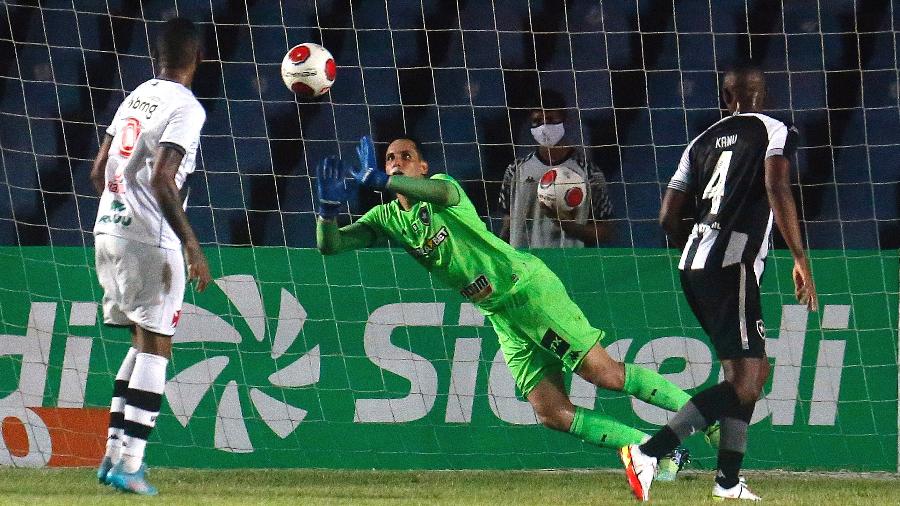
[500,89,614,248]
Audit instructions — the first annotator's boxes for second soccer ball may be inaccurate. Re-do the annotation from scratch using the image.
[537,167,586,213]
[281,43,337,97]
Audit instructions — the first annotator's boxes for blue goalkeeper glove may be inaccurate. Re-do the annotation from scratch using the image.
[316,156,351,219]
[349,135,389,190]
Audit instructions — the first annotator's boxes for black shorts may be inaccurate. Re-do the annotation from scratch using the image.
[680,263,766,360]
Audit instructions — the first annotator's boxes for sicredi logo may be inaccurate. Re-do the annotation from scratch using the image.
[0,284,851,467]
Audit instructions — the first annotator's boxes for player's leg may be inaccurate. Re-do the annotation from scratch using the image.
[105,242,184,496]
[575,345,690,413]
[491,312,649,449]
[99,330,138,480]
[635,265,766,500]
[713,265,770,495]
[529,267,692,413]
[117,327,172,474]
[527,371,650,449]
[94,235,140,484]
[711,356,768,500]
[106,328,170,496]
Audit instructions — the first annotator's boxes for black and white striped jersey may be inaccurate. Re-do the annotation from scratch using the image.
[668,113,799,280]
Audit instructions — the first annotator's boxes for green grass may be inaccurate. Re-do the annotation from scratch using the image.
[1,468,899,505]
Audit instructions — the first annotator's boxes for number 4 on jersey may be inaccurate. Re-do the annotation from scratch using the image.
[702,150,732,215]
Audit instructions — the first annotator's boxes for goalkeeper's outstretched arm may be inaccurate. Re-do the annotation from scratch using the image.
[386,175,460,207]
[316,218,378,255]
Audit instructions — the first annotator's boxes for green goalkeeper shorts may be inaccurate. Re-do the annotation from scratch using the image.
[487,264,605,397]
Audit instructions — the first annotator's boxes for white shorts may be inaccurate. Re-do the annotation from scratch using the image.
[95,234,185,336]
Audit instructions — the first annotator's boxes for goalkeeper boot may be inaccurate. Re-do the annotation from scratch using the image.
[656,447,690,482]
[620,444,657,502]
[96,456,113,485]
[712,478,761,501]
[705,422,721,448]
[106,462,158,496]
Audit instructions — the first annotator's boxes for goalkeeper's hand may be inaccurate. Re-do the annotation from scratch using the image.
[350,135,389,190]
[316,156,351,219]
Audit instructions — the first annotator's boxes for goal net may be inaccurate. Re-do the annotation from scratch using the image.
[0,0,897,472]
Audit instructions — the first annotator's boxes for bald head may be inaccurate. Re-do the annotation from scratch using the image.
[722,67,767,114]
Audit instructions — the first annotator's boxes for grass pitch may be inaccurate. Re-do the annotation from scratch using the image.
[0,468,898,505]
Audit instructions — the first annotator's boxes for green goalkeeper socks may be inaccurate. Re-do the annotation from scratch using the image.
[569,407,648,449]
[623,363,691,412]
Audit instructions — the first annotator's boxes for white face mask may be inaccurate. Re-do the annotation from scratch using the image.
[530,122,565,147]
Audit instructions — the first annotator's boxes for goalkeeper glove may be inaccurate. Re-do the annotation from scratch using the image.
[316,156,351,219]
[350,135,389,190]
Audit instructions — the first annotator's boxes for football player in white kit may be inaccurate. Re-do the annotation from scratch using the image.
[90,17,210,495]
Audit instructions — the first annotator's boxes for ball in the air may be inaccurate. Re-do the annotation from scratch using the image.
[281,43,336,97]
[537,167,586,212]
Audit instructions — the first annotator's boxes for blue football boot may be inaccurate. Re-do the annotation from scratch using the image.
[96,456,114,485]
[106,461,158,496]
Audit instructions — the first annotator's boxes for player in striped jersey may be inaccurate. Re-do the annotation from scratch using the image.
[620,67,818,501]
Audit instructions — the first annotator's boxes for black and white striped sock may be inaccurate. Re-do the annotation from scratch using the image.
[105,347,138,461]
[120,352,168,473]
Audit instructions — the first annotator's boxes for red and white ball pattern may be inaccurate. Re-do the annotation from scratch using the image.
[537,167,586,212]
[281,43,337,98]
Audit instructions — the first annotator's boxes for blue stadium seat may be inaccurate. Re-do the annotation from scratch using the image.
[0,1,895,249]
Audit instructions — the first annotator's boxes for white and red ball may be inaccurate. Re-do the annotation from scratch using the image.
[537,167,586,213]
[281,43,336,97]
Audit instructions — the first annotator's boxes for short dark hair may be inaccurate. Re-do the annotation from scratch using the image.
[723,65,767,99]
[155,17,201,69]
[724,65,765,83]
[393,136,425,160]
[533,88,567,111]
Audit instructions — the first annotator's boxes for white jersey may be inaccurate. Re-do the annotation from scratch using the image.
[93,78,206,250]
[500,149,612,248]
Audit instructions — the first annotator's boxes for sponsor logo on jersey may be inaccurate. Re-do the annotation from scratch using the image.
[172,309,182,328]
[126,95,161,120]
[409,226,449,258]
[97,200,132,226]
[107,174,125,194]
[460,274,493,302]
[541,329,570,359]
[715,134,737,149]
[756,319,766,338]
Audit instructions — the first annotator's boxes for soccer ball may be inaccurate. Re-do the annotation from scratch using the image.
[537,167,587,213]
[281,43,336,97]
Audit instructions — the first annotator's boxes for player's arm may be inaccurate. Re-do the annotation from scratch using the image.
[557,218,613,246]
[557,164,615,246]
[765,155,817,311]
[90,134,113,195]
[659,188,692,249]
[498,161,514,242]
[384,175,460,207]
[499,215,511,242]
[316,219,378,255]
[660,142,696,248]
[350,135,460,207]
[546,206,612,246]
[315,156,380,255]
[150,145,211,292]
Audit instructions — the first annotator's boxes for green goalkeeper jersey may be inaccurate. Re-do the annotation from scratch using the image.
[358,174,542,313]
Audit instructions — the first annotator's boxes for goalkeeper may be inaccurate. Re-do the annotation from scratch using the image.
[317,136,716,468]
